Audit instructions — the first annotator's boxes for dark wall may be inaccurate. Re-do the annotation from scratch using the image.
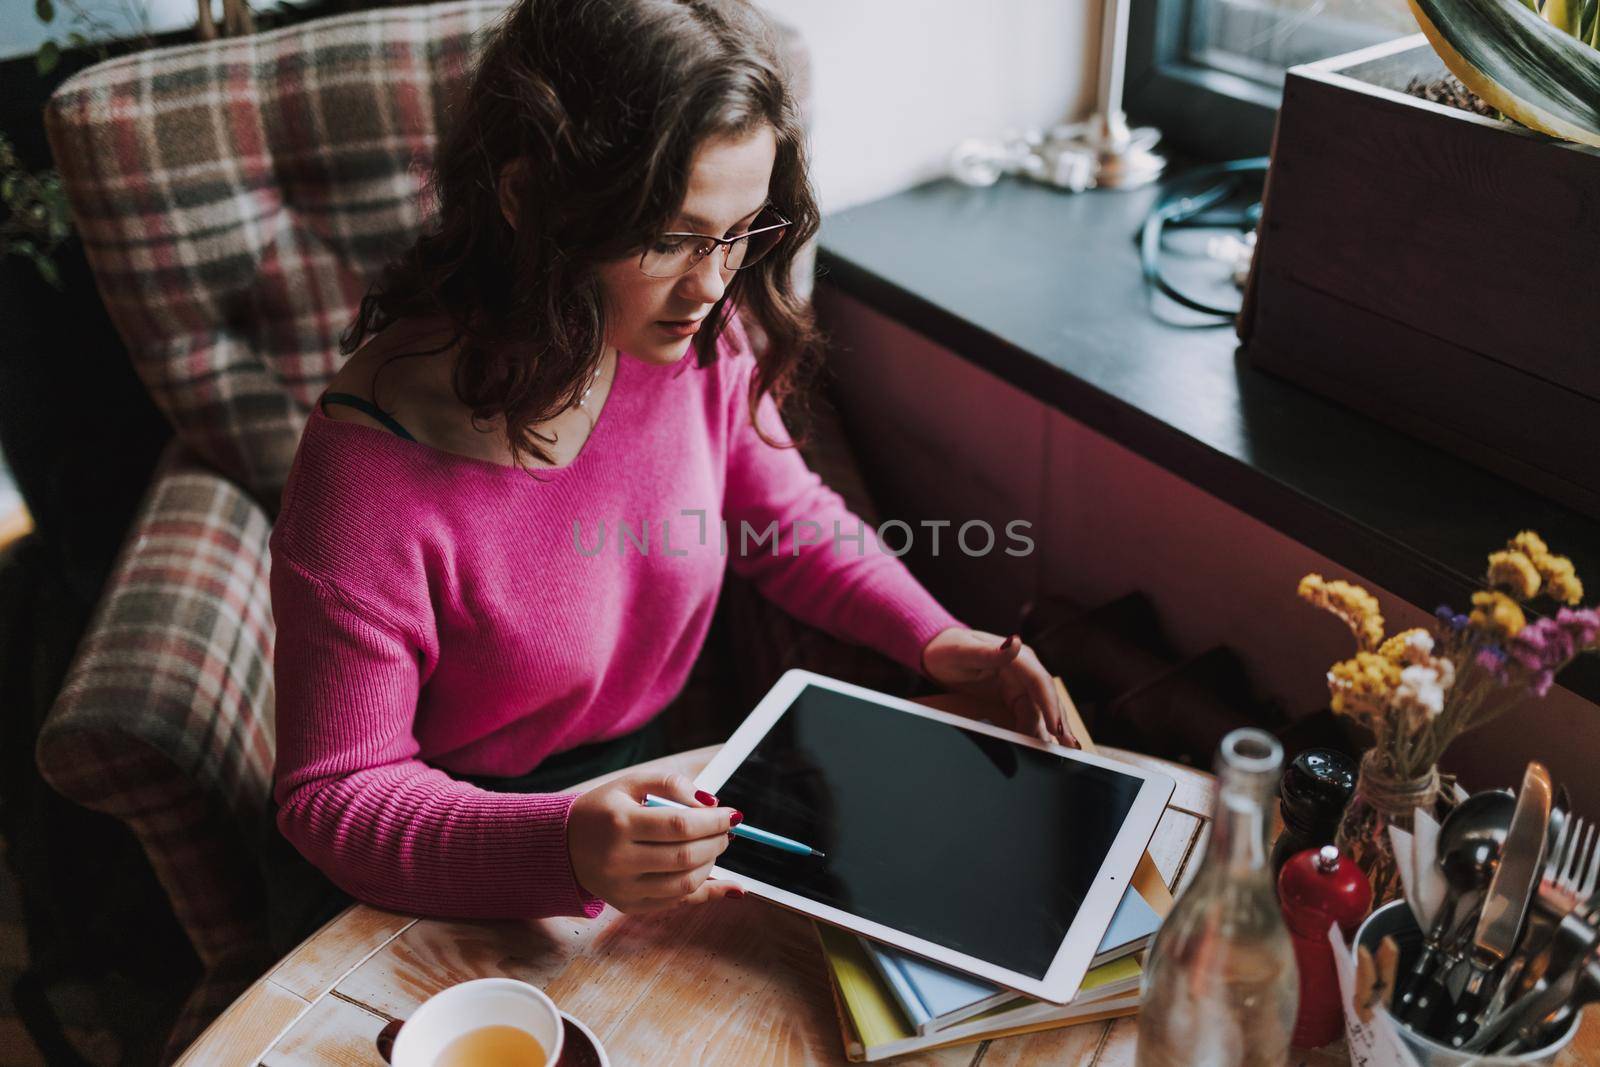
[2,33,178,595]
[0,0,368,597]
[0,13,350,1061]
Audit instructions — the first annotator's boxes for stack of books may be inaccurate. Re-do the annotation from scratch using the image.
[812,684,1172,1062]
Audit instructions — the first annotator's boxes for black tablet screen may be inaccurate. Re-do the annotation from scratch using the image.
[713,684,1145,979]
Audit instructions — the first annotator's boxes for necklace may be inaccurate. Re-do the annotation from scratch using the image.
[576,355,606,411]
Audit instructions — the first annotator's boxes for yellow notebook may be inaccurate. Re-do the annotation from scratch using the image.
[816,922,1140,1062]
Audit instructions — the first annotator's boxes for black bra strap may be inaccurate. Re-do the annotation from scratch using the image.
[320,392,417,442]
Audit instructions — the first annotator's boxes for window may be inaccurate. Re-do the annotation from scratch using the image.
[0,449,29,550]
[1126,0,1415,158]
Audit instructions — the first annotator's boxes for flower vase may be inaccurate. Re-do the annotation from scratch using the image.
[1333,752,1444,907]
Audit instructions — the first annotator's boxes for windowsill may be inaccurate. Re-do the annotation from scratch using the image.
[815,175,1600,703]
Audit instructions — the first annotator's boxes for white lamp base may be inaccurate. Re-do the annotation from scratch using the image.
[1050,114,1167,190]
[949,116,1167,193]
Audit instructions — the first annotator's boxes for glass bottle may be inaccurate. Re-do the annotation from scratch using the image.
[1135,728,1299,1067]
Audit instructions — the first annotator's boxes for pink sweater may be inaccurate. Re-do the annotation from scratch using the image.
[269,314,962,920]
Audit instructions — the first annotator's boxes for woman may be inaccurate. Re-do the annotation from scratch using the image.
[266,0,1076,948]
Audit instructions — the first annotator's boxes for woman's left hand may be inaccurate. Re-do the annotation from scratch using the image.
[919,628,1080,748]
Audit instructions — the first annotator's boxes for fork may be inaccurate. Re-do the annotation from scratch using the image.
[1506,939,1600,1054]
[1548,816,1600,913]
[1465,814,1600,1051]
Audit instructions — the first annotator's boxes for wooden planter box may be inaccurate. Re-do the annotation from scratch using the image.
[1240,35,1600,521]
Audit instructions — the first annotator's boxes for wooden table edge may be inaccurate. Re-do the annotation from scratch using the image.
[177,736,1206,1065]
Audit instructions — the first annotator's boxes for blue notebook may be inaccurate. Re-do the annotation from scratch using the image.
[860,886,1160,1036]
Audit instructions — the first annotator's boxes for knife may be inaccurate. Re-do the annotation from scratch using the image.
[1441,761,1552,1048]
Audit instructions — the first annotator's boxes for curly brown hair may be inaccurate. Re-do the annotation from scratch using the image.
[341,0,823,473]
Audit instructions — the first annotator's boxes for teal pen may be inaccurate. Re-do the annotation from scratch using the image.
[642,794,827,858]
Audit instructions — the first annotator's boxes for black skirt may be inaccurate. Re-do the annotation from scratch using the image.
[260,713,671,959]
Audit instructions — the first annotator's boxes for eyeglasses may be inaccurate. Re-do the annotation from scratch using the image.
[637,208,790,279]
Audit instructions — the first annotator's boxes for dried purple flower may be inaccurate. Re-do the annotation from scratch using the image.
[1556,607,1600,650]
[1475,644,1510,683]
[1546,624,1576,664]
[1507,623,1548,670]
[1509,617,1576,673]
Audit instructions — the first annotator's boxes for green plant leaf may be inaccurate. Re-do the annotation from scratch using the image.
[36,39,59,75]
[1543,0,1578,31]
[1409,0,1600,145]
[34,0,54,22]
[28,249,61,289]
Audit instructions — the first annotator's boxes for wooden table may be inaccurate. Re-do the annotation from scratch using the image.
[179,734,1600,1066]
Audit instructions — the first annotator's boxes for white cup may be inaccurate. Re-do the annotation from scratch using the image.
[389,978,565,1067]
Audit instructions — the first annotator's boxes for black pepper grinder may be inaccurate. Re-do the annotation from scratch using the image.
[1270,748,1356,881]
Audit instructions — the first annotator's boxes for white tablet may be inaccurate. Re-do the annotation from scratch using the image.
[695,669,1175,1006]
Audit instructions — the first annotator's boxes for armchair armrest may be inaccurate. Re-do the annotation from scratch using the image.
[35,440,276,979]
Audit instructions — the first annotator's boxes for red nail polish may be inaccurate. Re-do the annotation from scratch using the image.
[730,810,744,827]
[729,887,746,898]
[694,790,717,806]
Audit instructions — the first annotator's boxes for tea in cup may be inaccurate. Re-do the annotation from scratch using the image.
[388,978,564,1067]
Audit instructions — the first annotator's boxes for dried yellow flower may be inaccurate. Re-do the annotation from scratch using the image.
[1487,550,1542,600]
[1505,531,1583,604]
[1509,530,1551,567]
[1299,573,1386,651]
[1544,556,1584,606]
[1379,628,1431,662]
[1328,652,1401,718]
[1470,590,1526,638]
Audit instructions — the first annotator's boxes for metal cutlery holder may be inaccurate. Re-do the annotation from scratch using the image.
[1352,901,1580,1065]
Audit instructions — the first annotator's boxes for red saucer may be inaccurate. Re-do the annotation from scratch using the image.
[557,1011,608,1067]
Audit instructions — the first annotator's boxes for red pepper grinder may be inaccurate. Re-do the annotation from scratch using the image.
[1278,844,1373,1049]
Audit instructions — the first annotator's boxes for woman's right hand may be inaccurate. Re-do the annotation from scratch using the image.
[566,771,745,914]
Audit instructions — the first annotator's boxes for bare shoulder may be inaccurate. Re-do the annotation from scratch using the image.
[322,319,459,437]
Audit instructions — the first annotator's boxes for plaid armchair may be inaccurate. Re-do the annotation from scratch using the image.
[35,4,907,1060]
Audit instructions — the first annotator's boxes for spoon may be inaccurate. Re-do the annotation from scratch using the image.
[1392,789,1515,1029]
